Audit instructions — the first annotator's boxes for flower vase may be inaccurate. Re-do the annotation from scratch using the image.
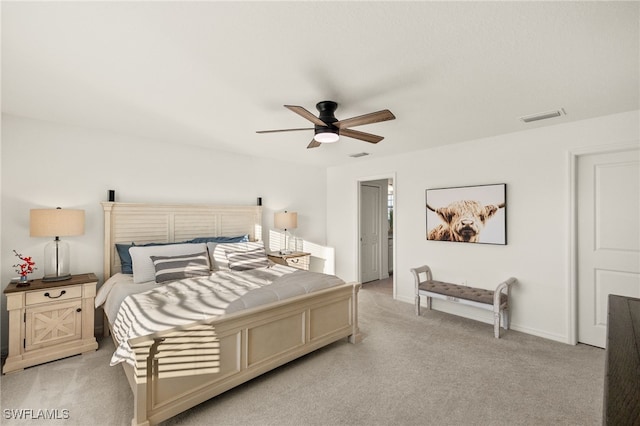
[17,275,30,287]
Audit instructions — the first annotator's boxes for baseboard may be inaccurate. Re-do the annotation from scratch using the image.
[396,294,571,344]
[508,324,570,344]
[395,294,414,305]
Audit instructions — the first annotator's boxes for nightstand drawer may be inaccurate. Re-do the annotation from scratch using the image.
[285,256,309,270]
[268,252,311,271]
[25,286,82,306]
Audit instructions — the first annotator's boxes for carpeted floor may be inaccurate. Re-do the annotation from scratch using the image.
[1,282,604,425]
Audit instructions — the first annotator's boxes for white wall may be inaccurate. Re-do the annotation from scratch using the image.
[0,114,328,353]
[327,110,639,343]
[2,111,639,353]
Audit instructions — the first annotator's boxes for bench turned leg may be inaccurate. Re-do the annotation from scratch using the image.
[493,311,501,338]
[502,309,510,330]
[416,295,433,315]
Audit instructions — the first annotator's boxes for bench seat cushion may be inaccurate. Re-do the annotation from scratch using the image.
[419,280,507,305]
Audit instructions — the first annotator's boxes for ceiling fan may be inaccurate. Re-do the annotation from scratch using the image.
[256,101,395,149]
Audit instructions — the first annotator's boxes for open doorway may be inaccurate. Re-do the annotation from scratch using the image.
[359,176,395,297]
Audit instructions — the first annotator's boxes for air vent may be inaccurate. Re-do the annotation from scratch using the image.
[520,108,566,123]
[349,152,370,158]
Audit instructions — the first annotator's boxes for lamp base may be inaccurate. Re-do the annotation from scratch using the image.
[43,238,71,282]
[42,273,72,282]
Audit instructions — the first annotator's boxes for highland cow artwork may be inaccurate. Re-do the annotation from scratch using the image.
[426,184,506,245]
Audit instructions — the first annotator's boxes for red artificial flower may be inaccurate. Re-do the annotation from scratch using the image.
[13,250,37,277]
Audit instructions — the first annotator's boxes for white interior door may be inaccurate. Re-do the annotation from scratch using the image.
[360,184,381,283]
[577,147,640,348]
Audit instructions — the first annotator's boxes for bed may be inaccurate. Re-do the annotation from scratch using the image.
[99,202,361,426]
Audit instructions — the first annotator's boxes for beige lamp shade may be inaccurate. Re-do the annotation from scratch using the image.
[30,208,85,237]
[274,211,297,230]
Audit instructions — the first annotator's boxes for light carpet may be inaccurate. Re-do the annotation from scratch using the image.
[0,284,604,425]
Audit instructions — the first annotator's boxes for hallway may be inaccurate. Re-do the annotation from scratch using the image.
[361,275,393,296]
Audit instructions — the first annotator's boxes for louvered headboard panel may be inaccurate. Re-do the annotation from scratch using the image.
[102,202,262,278]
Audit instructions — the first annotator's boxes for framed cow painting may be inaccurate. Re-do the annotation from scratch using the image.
[426,183,506,245]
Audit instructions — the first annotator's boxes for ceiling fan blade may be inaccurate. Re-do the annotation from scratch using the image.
[256,127,313,134]
[339,128,384,144]
[285,105,327,126]
[333,109,395,129]
[307,139,321,149]
[285,105,327,127]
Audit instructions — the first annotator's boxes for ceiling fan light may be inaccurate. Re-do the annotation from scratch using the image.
[314,132,340,143]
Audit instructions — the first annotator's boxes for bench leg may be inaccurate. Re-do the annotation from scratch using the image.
[416,294,433,316]
[493,311,501,338]
[502,309,510,330]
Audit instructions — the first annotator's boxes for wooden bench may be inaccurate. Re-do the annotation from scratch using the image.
[410,265,516,338]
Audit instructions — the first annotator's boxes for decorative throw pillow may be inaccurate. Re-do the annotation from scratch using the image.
[129,243,208,283]
[115,240,192,275]
[208,241,265,270]
[226,247,269,271]
[150,252,210,283]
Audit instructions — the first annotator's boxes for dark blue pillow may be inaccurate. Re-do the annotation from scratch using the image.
[115,243,134,274]
[188,235,249,244]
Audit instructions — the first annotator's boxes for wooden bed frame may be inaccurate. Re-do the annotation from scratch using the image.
[101,202,361,426]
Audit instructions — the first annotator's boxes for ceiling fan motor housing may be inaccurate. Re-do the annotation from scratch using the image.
[315,101,339,136]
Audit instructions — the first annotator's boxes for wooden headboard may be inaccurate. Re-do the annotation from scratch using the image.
[102,202,262,278]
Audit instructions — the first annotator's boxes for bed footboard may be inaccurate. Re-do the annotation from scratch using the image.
[125,282,360,426]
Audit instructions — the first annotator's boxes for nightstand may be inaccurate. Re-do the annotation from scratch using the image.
[267,251,311,271]
[3,273,99,374]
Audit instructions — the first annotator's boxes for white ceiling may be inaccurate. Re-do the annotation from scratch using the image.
[2,1,638,168]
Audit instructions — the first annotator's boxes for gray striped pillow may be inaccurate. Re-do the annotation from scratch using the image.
[226,247,269,271]
[150,252,210,283]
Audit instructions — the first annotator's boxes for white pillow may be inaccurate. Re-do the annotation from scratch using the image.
[207,241,265,270]
[226,247,269,271]
[129,243,207,283]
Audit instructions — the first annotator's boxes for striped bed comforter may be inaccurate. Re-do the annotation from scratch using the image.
[103,265,344,366]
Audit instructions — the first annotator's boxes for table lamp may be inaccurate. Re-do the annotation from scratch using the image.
[30,207,85,282]
[274,211,297,254]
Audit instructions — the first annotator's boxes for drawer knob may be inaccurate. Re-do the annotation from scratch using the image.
[76,308,82,313]
[44,290,66,299]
